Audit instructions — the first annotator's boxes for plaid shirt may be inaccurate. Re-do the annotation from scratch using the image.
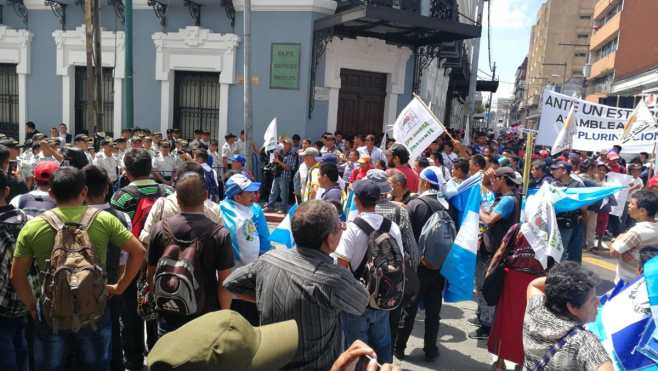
[276,149,299,181]
[0,207,28,318]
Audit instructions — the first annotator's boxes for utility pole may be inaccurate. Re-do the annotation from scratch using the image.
[243,0,253,171]
[485,63,496,130]
[84,0,96,133]
[93,0,102,134]
[125,0,134,129]
[464,0,485,145]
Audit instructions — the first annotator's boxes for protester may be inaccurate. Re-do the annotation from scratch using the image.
[266,138,297,213]
[300,147,320,202]
[147,172,234,336]
[390,144,419,193]
[472,167,521,340]
[610,190,658,283]
[11,167,145,371]
[395,166,451,361]
[10,161,57,218]
[335,179,404,363]
[358,134,385,165]
[219,174,270,325]
[0,170,29,371]
[111,148,173,366]
[225,200,370,370]
[387,169,413,204]
[523,262,613,370]
[350,154,371,183]
[550,161,585,262]
[319,161,343,203]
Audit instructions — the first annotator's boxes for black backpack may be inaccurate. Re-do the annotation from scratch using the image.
[353,217,405,311]
[17,193,56,219]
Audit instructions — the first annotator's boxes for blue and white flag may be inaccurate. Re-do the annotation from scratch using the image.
[441,183,481,302]
[527,184,624,214]
[269,204,298,248]
[447,172,482,225]
[589,276,656,370]
[637,256,658,365]
[343,190,358,222]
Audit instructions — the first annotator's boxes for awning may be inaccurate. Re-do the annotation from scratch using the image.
[314,4,481,47]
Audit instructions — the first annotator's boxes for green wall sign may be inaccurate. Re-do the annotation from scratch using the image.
[270,43,301,90]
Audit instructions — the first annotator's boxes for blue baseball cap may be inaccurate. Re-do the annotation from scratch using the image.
[231,154,246,165]
[317,153,337,164]
[225,174,261,199]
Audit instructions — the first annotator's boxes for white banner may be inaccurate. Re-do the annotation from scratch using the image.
[393,97,445,160]
[604,172,634,217]
[537,90,658,153]
[263,117,278,153]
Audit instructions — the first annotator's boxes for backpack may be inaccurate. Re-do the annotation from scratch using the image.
[39,208,107,332]
[353,217,405,311]
[153,220,207,317]
[202,167,221,202]
[417,198,457,270]
[17,193,56,219]
[124,184,168,238]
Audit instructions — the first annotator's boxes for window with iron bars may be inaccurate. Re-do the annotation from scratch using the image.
[0,64,19,139]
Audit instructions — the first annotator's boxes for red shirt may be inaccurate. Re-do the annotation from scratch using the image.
[350,168,368,183]
[396,165,419,193]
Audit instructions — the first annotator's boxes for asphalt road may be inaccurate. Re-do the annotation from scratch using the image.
[397,250,617,371]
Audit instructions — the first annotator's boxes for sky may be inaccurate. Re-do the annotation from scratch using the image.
[479,0,546,105]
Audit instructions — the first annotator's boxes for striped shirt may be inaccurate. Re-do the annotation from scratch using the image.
[224,247,369,371]
[110,179,174,219]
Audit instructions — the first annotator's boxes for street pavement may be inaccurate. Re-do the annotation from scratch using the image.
[397,249,617,371]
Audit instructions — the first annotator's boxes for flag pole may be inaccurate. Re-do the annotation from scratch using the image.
[412,92,457,142]
[521,130,536,220]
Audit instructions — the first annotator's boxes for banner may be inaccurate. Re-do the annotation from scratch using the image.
[537,90,658,153]
[393,97,445,161]
[263,118,278,152]
[604,172,634,217]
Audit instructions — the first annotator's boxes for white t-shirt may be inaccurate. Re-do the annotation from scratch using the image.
[334,211,404,271]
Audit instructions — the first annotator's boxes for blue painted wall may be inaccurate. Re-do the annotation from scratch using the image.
[2,5,414,140]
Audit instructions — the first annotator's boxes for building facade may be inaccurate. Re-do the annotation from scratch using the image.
[510,56,527,126]
[523,0,594,128]
[0,0,481,144]
[585,0,658,104]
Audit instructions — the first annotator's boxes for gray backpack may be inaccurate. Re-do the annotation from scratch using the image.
[418,198,456,270]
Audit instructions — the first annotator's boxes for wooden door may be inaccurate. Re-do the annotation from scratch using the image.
[337,69,387,137]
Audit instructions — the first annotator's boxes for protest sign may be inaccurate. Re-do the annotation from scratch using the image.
[537,90,658,153]
[604,172,634,217]
[393,97,445,160]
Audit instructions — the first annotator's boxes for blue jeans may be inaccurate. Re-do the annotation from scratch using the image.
[0,316,28,371]
[560,219,584,264]
[33,310,111,371]
[342,308,392,363]
[268,176,290,212]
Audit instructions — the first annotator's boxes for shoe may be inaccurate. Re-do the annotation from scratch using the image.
[394,348,405,360]
[467,317,481,326]
[424,349,439,362]
[468,326,490,340]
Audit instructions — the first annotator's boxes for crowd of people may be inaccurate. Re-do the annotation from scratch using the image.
[0,119,657,371]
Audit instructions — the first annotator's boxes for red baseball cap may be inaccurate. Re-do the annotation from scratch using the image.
[648,175,658,189]
[34,161,60,183]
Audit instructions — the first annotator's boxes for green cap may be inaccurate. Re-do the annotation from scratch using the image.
[147,310,299,371]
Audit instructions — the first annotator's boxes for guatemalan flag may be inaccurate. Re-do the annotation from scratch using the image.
[269,204,298,248]
[447,172,482,226]
[588,256,658,370]
[343,191,359,222]
[441,182,482,302]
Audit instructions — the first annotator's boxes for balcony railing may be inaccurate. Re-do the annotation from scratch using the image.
[335,0,457,20]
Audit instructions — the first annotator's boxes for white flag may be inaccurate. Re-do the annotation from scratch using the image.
[392,97,445,160]
[263,118,278,152]
[550,106,577,155]
[520,183,564,269]
[380,131,387,150]
[621,99,657,144]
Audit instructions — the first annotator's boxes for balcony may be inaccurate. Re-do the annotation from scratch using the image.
[590,12,620,50]
[590,51,616,80]
[593,0,620,21]
[315,0,481,47]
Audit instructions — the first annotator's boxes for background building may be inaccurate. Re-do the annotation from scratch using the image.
[510,56,527,126]
[523,0,594,128]
[0,0,481,144]
[586,0,658,106]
